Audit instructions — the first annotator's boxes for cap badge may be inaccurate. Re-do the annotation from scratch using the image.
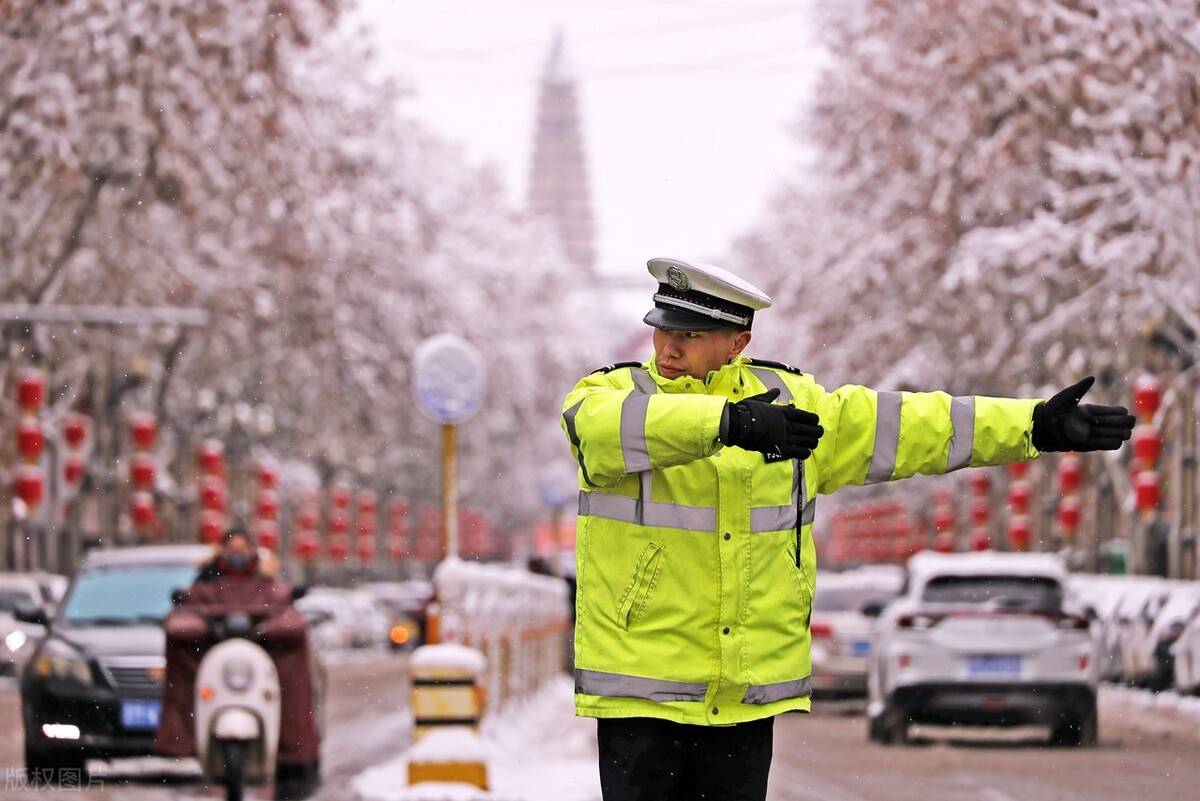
[666,265,690,292]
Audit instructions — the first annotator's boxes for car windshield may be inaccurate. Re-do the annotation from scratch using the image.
[921,575,1063,610]
[60,563,200,626]
[814,586,893,612]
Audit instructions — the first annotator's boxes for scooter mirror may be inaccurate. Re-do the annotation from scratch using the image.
[170,589,186,606]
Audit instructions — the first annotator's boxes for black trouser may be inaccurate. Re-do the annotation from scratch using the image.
[597,716,774,801]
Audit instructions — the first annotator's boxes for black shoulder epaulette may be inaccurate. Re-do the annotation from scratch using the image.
[747,358,804,376]
[591,361,644,375]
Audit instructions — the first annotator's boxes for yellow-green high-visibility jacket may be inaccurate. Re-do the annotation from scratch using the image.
[560,355,1042,726]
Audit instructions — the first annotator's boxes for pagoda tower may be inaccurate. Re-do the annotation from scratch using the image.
[528,30,596,272]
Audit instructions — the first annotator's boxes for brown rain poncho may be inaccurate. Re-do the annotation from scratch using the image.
[155,569,319,765]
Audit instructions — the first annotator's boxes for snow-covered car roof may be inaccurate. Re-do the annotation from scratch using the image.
[906,551,1067,582]
[78,544,215,569]
[0,573,45,595]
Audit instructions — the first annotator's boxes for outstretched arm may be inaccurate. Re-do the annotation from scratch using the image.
[809,383,1042,496]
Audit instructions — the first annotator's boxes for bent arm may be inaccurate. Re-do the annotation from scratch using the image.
[561,371,726,488]
[810,383,1040,495]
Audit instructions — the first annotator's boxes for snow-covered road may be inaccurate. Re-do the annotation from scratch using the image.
[767,688,1198,801]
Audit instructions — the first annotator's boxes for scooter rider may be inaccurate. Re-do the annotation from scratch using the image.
[157,526,320,798]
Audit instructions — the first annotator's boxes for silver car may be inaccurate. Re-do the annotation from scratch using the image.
[810,569,902,697]
[868,552,1097,747]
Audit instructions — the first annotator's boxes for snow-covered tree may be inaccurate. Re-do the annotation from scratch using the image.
[738,0,1200,400]
[1,1,594,560]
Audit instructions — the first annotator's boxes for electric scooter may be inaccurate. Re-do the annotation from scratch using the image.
[194,611,281,801]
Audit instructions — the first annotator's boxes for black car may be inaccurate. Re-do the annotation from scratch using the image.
[16,544,214,779]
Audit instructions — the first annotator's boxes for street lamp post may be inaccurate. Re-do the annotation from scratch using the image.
[413,334,486,563]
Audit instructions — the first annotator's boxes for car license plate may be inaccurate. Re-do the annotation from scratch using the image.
[850,640,871,657]
[967,655,1021,677]
[120,699,162,730]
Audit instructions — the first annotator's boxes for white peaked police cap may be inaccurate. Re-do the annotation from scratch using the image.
[643,257,773,331]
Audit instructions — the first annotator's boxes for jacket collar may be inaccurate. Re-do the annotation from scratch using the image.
[646,356,749,395]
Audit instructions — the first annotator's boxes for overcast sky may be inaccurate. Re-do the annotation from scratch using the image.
[354,0,824,279]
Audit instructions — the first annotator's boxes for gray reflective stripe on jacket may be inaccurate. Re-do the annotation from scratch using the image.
[750,367,793,403]
[619,368,657,473]
[946,396,976,472]
[742,675,812,704]
[575,668,707,703]
[578,491,716,532]
[562,400,594,487]
[865,390,903,484]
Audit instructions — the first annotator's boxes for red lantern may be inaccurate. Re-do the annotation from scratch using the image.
[328,536,350,560]
[357,490,378,516]
[198,440,225,476]
[130,413,157,451]
[933,535,955,553]
[1135,471,1161,514]
[970,498,991,525]
[356,515,377,536]
[1058,496,1081,533]
[969,528,990,551]
[389,500,409,519]
[387,535,408,560]
[63,453,86,485]
[355,537,376,562]
[1133,375,1162,422]
[329,511,350,535]
[1008,515,1032,551]
[933,507,955,533]
[130,453,156,491]
[17,418,44,463]
[17,369,45,412]
[1008,461,1031,480]
[255,520,280,550]
[256,490,280,521]
[330,484,352,510]
[199,476,226,512]
[257,462,279,491]
[1132,425,1163,469]
[13,465,44,508]
[1008,480,1031,514]
[296,505,320,531]
[1057,455,1082,495]
[129,492,156,529]
[199,510,224,544]
[969,471,992,496]
[294,532,319,561]
[63,413,89,449]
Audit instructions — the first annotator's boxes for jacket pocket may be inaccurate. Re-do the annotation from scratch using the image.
[616,543,663,630]
[781,545,807,600]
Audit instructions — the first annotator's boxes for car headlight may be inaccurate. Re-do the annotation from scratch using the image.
[32,640,93,686]
[222,658,254,693]
[5,629,28,654]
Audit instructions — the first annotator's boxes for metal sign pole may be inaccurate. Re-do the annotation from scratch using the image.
[441,422,459,560]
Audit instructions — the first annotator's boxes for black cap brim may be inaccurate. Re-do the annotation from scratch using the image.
[643,307,730,332]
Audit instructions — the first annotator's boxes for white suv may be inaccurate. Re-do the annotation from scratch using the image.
[867,552,1097,746]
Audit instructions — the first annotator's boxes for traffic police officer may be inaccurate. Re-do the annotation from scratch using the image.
[561,257,1135,801]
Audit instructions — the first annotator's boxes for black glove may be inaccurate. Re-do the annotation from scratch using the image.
[723,388,824,460]
[1031,376,1135,452]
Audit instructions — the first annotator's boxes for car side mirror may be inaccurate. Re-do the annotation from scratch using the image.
[860,600,886,619]
[291,584,308,602]
[170,589,187,606]
[13,599,49,627]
